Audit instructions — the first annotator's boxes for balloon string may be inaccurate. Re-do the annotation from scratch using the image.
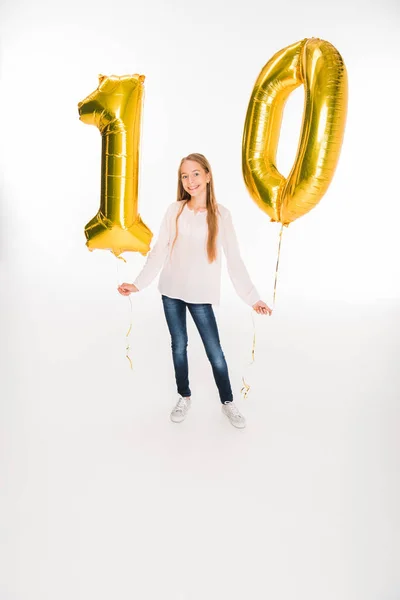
[241,223,284,399]
[116,256,134,371]
[272,223,284,307]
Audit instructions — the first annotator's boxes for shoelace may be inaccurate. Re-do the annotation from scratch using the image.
[174,397,188,412]
[225,403,241,417]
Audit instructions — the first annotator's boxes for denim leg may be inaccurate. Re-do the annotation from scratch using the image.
[161,295,191,398]
[187,303,233,404]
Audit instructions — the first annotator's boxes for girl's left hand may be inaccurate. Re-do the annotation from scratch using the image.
[252,300,272,316]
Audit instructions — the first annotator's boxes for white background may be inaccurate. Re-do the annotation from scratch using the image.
[0,0,399,598]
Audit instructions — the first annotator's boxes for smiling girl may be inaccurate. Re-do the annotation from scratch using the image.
[118,153,272,429]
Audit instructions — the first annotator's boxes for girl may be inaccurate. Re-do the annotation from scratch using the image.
[118,153,272,429]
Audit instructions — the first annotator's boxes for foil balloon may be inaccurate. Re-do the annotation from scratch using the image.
[242,38,348,226]
[78,74,153,256]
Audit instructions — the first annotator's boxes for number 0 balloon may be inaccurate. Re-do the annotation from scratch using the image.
[78,74,153,257]
[242,37,348,226]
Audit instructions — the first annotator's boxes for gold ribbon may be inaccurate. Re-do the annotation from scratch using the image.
[240,309,256,400]
[116,255,134,370]
[241,223,284,399]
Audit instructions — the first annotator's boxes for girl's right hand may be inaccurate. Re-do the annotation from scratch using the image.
[117,283,139,296]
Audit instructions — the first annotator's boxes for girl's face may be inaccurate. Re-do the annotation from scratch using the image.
[180,160,210,198]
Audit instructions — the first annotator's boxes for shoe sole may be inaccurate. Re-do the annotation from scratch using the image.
[227,420,246,429]
[221,409,246,429]
[170,415,186,423]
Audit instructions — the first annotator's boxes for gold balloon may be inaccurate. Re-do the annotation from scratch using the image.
[242,38,348,225]
[78,74,153,257]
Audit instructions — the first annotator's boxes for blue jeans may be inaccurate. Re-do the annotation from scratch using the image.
[161,295,233,404]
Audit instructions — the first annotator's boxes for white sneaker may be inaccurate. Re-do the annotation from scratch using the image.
[221,401,246,429]
[170,395,191,423]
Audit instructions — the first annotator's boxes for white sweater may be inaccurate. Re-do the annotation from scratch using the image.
[133,201,261,306]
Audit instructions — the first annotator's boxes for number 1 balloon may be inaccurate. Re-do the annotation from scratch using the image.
[78,74,153,257]
[242,37,348,226]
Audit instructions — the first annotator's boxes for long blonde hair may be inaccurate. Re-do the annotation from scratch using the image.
[171,153,219,263]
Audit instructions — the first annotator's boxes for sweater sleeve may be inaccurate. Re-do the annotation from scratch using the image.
[221,208,261,307]
[133,205,172,291]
